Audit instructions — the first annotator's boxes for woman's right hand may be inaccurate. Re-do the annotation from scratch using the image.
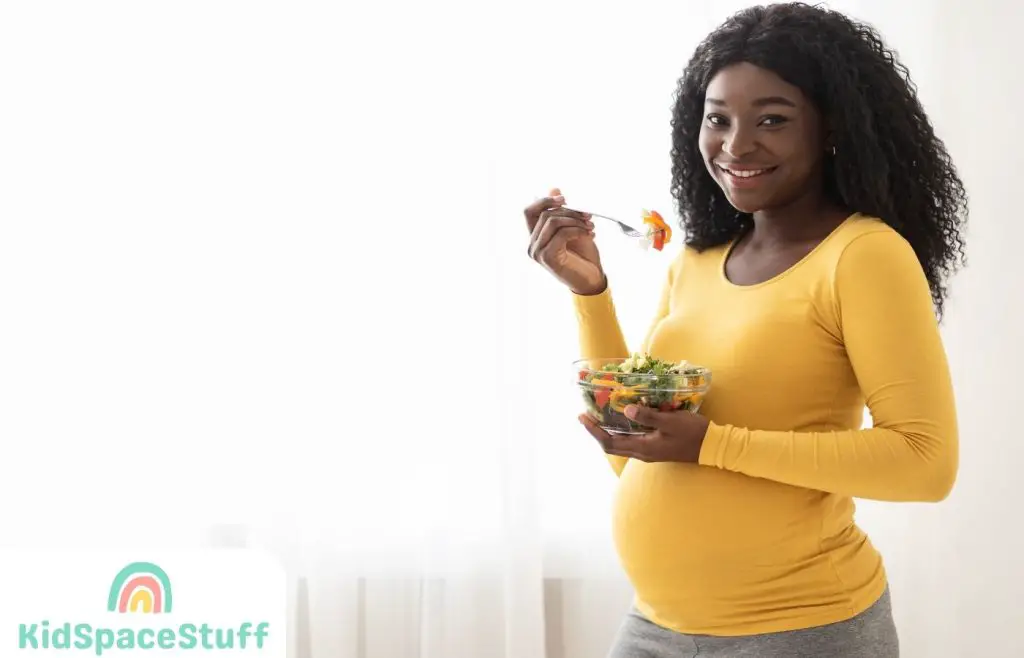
[524,188,607,296]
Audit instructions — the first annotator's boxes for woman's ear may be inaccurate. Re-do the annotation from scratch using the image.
[822,124,837,156]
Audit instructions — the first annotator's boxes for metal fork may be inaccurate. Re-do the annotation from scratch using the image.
[563,207,645,238]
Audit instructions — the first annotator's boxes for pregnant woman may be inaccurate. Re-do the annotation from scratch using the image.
[523,4,965,657]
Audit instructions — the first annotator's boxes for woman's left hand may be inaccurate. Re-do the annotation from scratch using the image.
[579,405,711,463]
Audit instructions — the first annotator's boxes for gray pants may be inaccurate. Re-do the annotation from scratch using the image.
[608,587,898,657]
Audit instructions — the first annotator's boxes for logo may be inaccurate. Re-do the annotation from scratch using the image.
[1,549,286,656]
[107,562,173,614]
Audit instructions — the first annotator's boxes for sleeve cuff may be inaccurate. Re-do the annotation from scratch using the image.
[571,283,616,322]
[697,421,730,468]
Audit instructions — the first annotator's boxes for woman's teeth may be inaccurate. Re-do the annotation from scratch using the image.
[718,165,774,178]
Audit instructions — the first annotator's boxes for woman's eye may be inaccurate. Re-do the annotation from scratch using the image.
[760,115,789,127]
[705,114,727,126]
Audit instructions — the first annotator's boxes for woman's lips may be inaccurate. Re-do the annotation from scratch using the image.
[715,163,779,188]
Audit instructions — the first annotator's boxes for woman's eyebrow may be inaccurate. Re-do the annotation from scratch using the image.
[705,96,797,108]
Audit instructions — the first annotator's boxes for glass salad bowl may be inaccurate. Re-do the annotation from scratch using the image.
[574,354,711,435]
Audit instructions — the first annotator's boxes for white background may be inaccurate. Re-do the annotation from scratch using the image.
[1,1,1021,657]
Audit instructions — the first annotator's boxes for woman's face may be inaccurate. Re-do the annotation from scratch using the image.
[698,62,827,214]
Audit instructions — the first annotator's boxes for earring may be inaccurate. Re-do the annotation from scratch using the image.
[830,145,837,156]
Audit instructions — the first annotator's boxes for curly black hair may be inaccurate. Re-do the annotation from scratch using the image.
[670,2,967,319]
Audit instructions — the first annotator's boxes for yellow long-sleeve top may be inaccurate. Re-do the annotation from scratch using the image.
[572,213,958,636]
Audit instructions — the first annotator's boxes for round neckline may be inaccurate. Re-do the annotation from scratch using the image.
[719,212,860,290]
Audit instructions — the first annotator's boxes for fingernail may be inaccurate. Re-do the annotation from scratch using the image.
[624,406,637,419]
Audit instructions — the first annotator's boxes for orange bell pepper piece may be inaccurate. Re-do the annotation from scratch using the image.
[642,209,672,251]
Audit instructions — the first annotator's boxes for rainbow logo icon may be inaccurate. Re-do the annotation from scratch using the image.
[106,562,173,614]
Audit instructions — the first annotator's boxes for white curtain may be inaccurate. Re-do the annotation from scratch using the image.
[1,1,1020,657]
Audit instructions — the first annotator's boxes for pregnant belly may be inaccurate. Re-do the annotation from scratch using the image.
[612,460,865,630]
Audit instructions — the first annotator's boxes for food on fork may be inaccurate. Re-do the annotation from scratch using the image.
[639,210,672,251]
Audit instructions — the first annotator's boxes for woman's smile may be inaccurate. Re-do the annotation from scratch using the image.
[714,162,780,189]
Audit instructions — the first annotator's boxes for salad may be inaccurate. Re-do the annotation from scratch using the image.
[639,210,672,251]
[576,353,709,434]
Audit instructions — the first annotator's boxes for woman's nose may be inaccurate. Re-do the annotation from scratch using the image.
[723,127,757,157]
